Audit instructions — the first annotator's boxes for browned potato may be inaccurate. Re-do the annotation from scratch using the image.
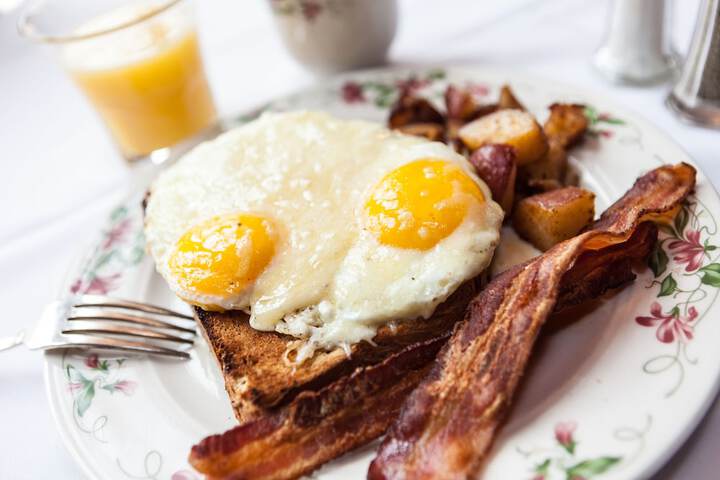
[564,164,580,187]
[445,85,480,121]
[445,85,499,121]
[447,108,499,147]
[498,85,525,111]
[526,178,564,193]
[543,103,588,148]
[513,186,595,250]
[388,93,444,130]
[445,119,464,146]
[468,144,517,213]
[519,139,568,184]
[459,109,548,165]
[396,122,445,141]
[444,85,498,146]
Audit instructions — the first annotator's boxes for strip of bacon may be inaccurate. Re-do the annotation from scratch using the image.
[189,335,449,480]
[368,163,696,480]
[555,220,657,312]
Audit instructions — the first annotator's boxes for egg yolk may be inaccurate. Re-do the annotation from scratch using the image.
[168,213,276,297]
[364,159,485,250]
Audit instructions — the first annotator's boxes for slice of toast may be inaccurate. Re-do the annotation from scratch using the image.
[195,278,479,422]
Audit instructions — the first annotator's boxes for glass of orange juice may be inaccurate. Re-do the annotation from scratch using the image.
[19,0,217,162]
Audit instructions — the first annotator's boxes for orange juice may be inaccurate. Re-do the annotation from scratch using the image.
[63,4,216,159]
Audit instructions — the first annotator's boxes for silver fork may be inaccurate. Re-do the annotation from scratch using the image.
[1,295,196,359]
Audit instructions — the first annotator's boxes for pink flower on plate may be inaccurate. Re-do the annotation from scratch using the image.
[341,81,365,103]
[171,471,198,480]
[102,218,132,249]
[68,382,83,393]
[300,0,321,21]
[554,421,577,450]
[86,273,122,295]
[70,273,122,295]
[113,380,137,396]
[85,354,99,369]
[396,76,430,95]
[636,302,698,343]
[69,278,83,294]
[466,82,489,97]
[669,230,705,272]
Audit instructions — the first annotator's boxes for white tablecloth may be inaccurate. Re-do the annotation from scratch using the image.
[1,0,718,478]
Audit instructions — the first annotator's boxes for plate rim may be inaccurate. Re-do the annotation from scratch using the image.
[43,64,720,480]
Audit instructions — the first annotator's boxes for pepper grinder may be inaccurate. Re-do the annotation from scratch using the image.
[593,0,678,84]
[667,0,720,128]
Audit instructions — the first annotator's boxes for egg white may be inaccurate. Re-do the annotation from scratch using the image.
[144,111,504,356]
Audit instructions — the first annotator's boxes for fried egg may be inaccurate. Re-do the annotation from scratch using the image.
[145,111,503,358]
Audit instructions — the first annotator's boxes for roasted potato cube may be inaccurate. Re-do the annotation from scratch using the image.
[444,85,498,145]
[459,109,548,165]
[469,144,517,213]
[498,85,525,111]
[445,119,463,145]
[564,164,580,187]
[445,85,479,121]
[445,85,499,121]
[526,178,563,193]
[396,122,445,141]
[447,137,467,155]
[543,103,588,148]
[446,107,499,145]
[388,93,444,130]
[519,139,568,183]
[513,186,595,250]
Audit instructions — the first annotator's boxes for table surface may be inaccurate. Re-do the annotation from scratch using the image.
[1,0,718,478]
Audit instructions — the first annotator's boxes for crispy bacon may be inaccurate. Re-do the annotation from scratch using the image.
[368,163,696,480]
[189,336,448,480]
[556,221,657,311]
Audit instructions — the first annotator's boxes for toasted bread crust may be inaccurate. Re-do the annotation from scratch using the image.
[195,279,479,422]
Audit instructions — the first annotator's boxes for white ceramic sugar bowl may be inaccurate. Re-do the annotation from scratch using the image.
[268,0,397,74]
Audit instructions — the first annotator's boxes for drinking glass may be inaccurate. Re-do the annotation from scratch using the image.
[19,0,218,163]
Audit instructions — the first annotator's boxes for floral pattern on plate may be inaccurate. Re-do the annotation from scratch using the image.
[584,106,625,139]
[66,354,136,419]
[44,67,720,480]
[521,422,622,480]
[70,204,145,296]
[637,199,719,396]
[340,69,448,107]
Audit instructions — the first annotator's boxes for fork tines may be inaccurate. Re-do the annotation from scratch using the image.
[67,308,196,334]
[59,296,197,359]
[59,333,192,359]
[74,294,194,320]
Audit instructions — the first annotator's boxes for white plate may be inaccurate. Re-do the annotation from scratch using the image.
[45,66,720,480]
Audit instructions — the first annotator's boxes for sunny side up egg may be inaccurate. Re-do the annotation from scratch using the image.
[144,111,504,359]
